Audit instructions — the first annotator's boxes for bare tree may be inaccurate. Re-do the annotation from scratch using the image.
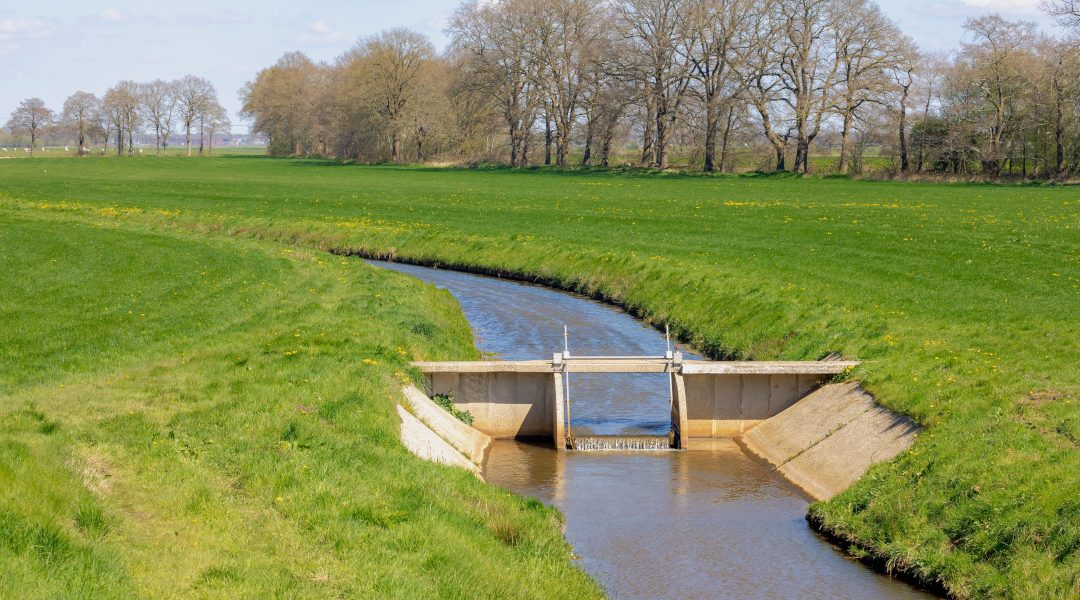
[139,79,176,155]
[6,98,53,154]
[831,0,901,173]
[960,15,1037,177]
[103,82,140,156]
[241,52,324,157]
[175,75,216,156]
[61,92,100,154]
[1043,0,1080,30]
[687,0,757,172]
[203,103,231,156]
[343,28,435,162]
[614,0,695,169]
[777,0,845,173]
[893,52,916,173]
[450,0,544,167]
[532,0,605,166]
[740,0,792,171]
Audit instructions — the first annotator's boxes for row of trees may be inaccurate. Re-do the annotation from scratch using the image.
[5,76,228,156]
[236,0,1080,178]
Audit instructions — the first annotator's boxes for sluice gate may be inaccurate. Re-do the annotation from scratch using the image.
[412,353,858,451]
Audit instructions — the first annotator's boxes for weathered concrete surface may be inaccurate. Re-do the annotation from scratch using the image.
[425,371,559,440]
[415,359,859,447]
[401,384,492,465]
[682,373,832,436]
[397,405,481,475]
[739,382,920,501]
[670,372,689,448]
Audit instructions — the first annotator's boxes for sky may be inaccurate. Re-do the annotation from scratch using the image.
[0,0,1062,133]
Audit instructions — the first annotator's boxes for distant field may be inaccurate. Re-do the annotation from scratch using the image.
[0,146,266,159]
[1,156,1077,598]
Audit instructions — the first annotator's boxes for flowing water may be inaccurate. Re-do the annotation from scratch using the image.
[372,260,934,599]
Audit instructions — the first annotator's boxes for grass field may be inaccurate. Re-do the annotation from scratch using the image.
[1,156,1077,598]
[0,198,601,597]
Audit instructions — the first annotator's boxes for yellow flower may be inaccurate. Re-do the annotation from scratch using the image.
[362,358,378,365]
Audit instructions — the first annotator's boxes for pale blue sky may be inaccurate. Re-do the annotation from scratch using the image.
[0,1,1059,132]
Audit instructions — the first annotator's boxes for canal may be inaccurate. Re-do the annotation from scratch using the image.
[373,260,932,599]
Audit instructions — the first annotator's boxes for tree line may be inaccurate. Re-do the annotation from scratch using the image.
[5,76,228,156]
[240,0,1080,178]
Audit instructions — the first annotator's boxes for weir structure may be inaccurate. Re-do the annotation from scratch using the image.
[412,352,858,450]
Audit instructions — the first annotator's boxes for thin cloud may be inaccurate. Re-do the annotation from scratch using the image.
[299,21,349,45]
[97,8,128,23]
[960,0,1043,13]
[0,18,53,52]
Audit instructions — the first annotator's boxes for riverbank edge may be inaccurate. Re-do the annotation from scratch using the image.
[340,250,947,597]
[807,510,952,597]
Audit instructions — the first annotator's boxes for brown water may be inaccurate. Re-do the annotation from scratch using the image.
[373,261,934,599]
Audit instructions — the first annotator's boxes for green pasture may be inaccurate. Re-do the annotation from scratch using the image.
[0,156,1077,598]
[0,207,600,598]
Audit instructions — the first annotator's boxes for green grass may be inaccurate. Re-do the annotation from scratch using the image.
[0,156,1077,598]
[0,207,601,597]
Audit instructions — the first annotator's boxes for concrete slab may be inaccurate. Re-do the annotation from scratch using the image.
[739,383,919,500]
[397,405,480,476]
[401,385,492,465]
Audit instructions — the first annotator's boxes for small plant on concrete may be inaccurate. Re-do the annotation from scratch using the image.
[432,392,474,426]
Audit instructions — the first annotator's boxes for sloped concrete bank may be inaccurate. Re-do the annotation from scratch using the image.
[397,384,492,477]
[738,382,920,501]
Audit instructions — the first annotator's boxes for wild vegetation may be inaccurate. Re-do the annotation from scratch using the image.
[0,154,1075,597]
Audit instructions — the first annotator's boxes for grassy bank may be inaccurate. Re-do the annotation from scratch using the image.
[0,156,1076,598]
[0,208,602,597]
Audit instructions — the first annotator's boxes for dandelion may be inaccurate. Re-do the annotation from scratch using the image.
[362,358,378,365]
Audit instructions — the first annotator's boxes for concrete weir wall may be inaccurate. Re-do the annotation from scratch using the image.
[414,359,859,446]
[683,374,820,435]
[423,363,563,439]
[410,358,919,500]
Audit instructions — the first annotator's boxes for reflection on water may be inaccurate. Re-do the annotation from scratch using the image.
[371,261,933,599]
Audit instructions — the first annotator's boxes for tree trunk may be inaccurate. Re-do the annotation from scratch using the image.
[703,98,719,173]
[838,111,853,174]
[719,107,735,173]
[391,132,401,162]
[544,115,552,166]
[899,94,910,173]
[641,91,655,168]
[1055,88,1065,177]
[582,120,593,166]
[521,128,530,166]
[186,124,192,157]
[556,134,570,168]
[655,95,671,170]
[508,121,519,167]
